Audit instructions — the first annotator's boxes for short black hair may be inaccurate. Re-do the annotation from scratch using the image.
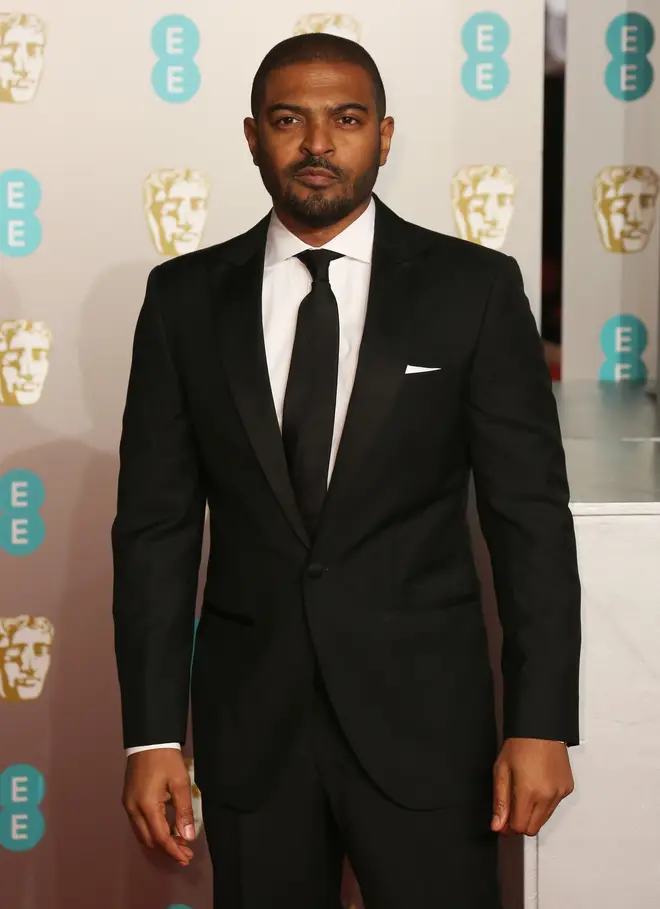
[250,33,386,121]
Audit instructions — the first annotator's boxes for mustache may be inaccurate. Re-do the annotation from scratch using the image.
[289,157,343,178]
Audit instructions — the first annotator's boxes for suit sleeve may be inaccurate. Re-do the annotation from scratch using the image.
[467,255,581,746]
[111,267,206,749]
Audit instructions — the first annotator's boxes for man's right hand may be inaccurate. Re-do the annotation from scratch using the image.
[122,748,195,867]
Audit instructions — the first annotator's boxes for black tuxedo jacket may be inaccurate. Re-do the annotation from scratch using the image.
[112,195,581,811]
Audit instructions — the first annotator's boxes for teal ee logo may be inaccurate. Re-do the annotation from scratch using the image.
[605,13,654,101]
[0,470,45,555]
[600,314,648,381]
[461,12,510,100]
[151,15,200,103]
[166,905,193,909]
[0,765,46,851]
[0,170,42,257]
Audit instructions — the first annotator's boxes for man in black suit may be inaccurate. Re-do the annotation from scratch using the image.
[113,32,580,909]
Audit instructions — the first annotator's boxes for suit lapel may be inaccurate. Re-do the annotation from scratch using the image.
[208,196,432,551]
[211,224,310,548]
[314,197,431,544]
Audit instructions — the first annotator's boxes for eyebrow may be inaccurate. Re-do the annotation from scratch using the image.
[266,102,370,116]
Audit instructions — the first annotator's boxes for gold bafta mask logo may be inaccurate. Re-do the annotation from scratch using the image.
[451,165,517,250]
[594,166,660,254]
[0,616,54,701]
[143,168,210,257]
[293,13,361,42]
[0,320,52,406]
[0,13,47,104]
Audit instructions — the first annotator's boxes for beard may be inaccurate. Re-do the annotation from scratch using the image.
[258,150,380,228]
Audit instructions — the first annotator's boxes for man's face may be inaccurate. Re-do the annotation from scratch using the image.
[1,624,52,701]
[152,177,209,256]
[0,19,46,103]
[598,176,658,253]
[0,326,51,406]
[246,61,392,227]
[458,175,515,249]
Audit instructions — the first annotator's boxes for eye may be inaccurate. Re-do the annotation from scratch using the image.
[275,116,300,127]
[338,116,360,125]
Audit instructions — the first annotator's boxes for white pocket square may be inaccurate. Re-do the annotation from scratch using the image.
[405,364,442,374]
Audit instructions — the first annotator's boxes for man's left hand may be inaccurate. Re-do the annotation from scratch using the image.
[491,738,574,836]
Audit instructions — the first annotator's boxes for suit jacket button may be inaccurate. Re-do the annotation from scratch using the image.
[306,563,324,579]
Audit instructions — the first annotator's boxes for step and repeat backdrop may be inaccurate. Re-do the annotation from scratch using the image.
[562,2,660,381]
[0,2,544,908]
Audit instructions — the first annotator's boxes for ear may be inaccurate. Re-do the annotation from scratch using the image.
[244,117,259,165]
[379,117,394,167]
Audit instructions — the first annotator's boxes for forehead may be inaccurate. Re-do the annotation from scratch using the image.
[263,61,374,107]
[8,625,51,644]
[467,176,514,194]
[2,24,45,45]
[609,177,655,196]
[6,329,50,348]
[164,179,208,197]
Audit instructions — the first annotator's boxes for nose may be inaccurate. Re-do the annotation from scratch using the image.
[300,120,334,159]
[18,350,33,377]
[175,201,193,230]
[483,195,499,224]
[13,46,28,74]
[20,646,36,672]
[627,197,642,226]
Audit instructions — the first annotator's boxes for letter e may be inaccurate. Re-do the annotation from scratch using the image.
[615,326,633,353]
[476,24,495,53]
[165,26,184,55]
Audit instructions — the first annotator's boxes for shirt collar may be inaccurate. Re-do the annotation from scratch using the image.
[264,195,375,268]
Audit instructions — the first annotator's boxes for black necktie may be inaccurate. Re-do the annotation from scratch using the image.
[282,249,344,537]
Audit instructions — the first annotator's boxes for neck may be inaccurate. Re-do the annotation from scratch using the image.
[273,195,371,247]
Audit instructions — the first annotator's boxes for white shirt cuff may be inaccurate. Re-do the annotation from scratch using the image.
[126,742,182,756]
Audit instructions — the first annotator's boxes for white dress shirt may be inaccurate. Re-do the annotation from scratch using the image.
[126,197,376,757]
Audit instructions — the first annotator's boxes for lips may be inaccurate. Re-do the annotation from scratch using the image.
[295,168,338,187]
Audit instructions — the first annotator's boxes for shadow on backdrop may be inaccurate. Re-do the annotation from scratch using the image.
[1,262,211,909]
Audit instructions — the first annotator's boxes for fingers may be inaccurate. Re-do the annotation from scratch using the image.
[524,791,564,837]
[493,774,563,837]
[172,833,195,862]
[507,788,568,836]
[170,778,196,842]
[493,739,575,837]
[508,785,535,836]
[122,750,197,866]
[125,795,194,865]
[491,759,511,832]
[142,803,194,866]
[129,811,155,850]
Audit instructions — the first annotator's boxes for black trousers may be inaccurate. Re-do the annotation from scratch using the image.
[204,679,501,909]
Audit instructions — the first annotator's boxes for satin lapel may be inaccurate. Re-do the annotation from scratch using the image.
[314,240,417,545]
[211,248,310,548]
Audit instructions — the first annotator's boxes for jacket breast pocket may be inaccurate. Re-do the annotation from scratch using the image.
[403,365,444,378]
[395,362,462,423]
